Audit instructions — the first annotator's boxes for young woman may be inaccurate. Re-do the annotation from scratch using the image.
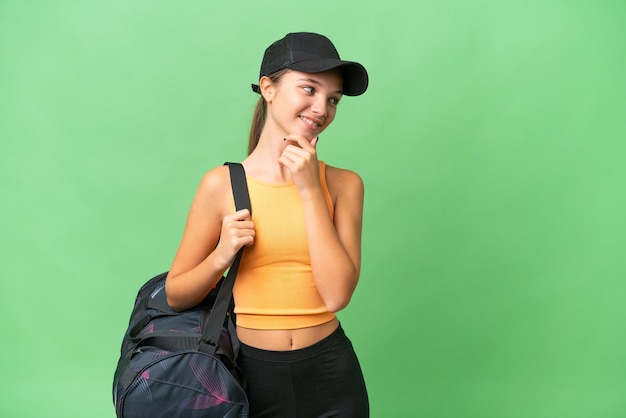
[165,32,370,417]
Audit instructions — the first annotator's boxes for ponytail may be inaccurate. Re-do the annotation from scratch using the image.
[248,97,266,155]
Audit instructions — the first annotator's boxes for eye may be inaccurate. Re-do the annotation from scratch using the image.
[329,97,341,106]
[302,86,314,94]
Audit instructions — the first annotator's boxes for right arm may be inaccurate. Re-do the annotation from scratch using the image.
[165,165,255,311]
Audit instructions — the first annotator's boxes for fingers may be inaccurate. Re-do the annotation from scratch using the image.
[278,149,310,172]
[278,135,321,194]
[280,145,311,163]
[283,135,318,151]
[229,208,251,221]
[222,209,255,250]
[280,135,318,168]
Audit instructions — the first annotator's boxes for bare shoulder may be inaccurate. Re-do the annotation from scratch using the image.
[195,165,233,217]
[199,165,231,191]
[324,164,364,202]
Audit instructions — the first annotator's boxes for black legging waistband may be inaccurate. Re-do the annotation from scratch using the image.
[239,324,345,362]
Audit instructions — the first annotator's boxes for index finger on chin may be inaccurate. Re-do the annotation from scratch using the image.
[284,135,313,150]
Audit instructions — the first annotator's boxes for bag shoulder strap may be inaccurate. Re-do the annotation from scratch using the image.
[227,162,251,214]
[199,162,250,354]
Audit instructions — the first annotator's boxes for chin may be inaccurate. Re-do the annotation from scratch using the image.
[294,130,319,140]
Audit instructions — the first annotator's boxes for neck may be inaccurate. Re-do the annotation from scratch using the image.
[244,131,294,184]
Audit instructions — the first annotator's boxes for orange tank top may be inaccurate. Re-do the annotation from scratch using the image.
[233,161,337,330]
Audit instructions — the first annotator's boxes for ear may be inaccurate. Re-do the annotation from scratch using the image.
[259,76,275,103]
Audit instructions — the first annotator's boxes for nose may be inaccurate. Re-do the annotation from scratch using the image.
[310,96,328,118]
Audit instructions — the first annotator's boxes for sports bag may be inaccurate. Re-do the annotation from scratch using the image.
[112,163,250,418]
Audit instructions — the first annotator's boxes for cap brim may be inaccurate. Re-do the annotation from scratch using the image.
[288,58,368,96]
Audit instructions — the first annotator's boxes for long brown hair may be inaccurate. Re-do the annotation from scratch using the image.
[248,70,288,155]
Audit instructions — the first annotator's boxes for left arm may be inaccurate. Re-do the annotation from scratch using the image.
[279,136,364,312]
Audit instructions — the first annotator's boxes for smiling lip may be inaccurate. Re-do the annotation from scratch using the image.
[299,115,322,130]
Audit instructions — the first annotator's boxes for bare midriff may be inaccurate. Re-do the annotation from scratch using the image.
[236,317,339,351]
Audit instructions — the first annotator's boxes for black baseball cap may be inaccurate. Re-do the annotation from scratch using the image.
[251,32,369,96]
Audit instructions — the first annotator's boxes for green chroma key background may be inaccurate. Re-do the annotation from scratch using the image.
[1,0,625,417]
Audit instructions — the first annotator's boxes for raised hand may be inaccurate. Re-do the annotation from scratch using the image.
[278,135,321,195]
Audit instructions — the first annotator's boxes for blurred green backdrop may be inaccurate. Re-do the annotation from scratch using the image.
[1,0,625,417]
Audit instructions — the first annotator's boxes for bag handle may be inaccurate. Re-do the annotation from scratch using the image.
[198,162,250,354]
